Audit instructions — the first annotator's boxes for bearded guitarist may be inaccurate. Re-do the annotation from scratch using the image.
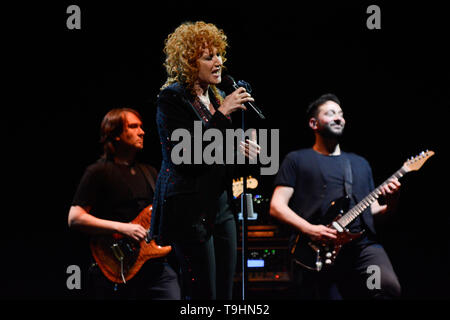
[68,108,180,299]
[270,94,402,299]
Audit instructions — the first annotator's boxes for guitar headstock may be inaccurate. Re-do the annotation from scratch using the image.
[402,150,435,172]
[232,176,259,198]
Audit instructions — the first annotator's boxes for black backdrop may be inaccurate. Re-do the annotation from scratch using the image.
[3,1,449,301]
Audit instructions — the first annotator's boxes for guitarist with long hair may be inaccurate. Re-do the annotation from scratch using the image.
[270,94,402,299]
[68,108,180,299]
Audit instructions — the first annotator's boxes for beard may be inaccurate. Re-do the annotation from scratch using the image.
[318,123,345,140]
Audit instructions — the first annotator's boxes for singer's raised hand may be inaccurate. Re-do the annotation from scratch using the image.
[239,139,261,160]
[239,129,260,160]
[218,87,254,116]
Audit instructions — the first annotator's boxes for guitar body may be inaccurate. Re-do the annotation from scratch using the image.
[292,196,363,272]
[90,205,172,283]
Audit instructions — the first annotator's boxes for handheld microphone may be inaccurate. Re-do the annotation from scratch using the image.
[220,74,265,120]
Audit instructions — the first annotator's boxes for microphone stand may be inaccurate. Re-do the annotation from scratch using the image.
[241,109,248,301]
[224,75,265,300]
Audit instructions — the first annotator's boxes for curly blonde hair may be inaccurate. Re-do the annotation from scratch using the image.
[161,21,228,96]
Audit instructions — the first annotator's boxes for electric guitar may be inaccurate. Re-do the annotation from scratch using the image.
[292,150,434,272]
[90,205,172,283]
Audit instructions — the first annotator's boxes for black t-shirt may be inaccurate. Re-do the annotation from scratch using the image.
[72,159,154,222]
[314,153,364,233]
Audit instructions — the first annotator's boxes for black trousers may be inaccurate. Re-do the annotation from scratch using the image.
[292,240,401,299]
[174,211,237,300]
[88,259,181,300]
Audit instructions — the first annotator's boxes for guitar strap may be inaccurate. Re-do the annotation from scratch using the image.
[137,164,157,192]
[341,154,353,198]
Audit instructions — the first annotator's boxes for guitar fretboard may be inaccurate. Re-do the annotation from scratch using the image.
[337,167,407,228]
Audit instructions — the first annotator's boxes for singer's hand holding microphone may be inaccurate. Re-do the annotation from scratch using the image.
[218,74,265,120]
[217,74,263,160]
[218,87,254,116]
[218,87,259,160]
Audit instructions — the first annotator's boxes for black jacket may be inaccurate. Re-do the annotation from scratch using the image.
[150,82,236,244]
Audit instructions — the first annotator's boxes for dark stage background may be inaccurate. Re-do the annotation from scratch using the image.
[2,1,449,301]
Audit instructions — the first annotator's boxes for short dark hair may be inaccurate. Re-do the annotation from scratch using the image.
[306,93,341,120]
[100,108,142,159]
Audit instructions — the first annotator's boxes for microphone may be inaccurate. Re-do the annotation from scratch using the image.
[219,74,265,120]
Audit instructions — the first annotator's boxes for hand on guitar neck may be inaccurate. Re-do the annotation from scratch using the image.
[373,177,401,215]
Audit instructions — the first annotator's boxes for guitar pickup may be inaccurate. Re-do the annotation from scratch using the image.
[331,221,344,233]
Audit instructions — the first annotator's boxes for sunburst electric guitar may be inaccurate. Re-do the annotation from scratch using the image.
[292,150,434,272]
[90,205,172,283]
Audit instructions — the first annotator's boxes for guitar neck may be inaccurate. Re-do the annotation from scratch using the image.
[337,166,407,228]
